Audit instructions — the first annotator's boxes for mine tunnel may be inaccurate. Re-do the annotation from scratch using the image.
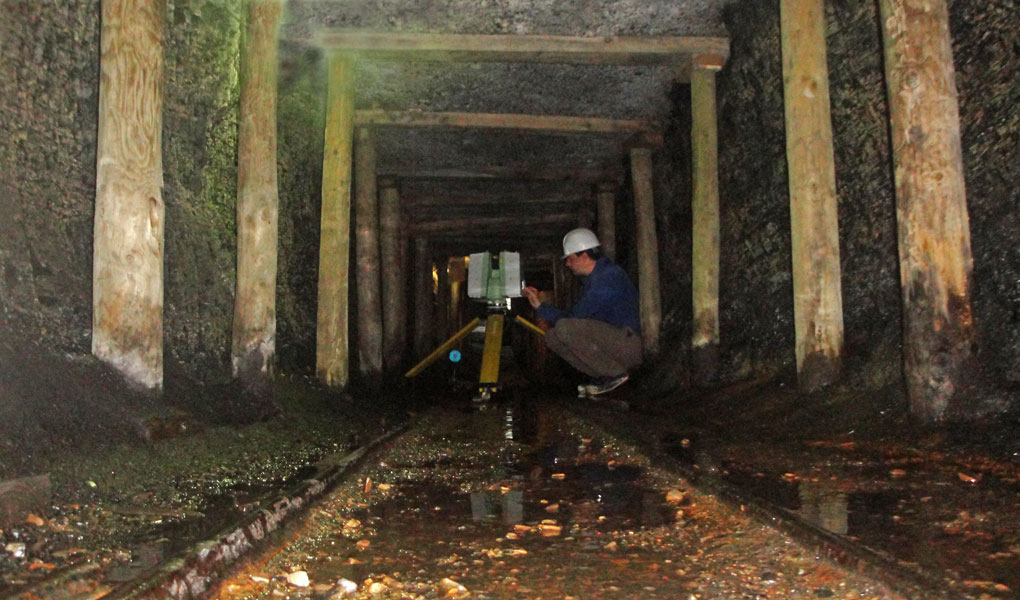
[2,0,1020,599]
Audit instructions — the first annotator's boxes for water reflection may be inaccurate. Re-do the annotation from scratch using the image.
[502,489,524,524]
[797,482,848,534]
[469,490,524,524]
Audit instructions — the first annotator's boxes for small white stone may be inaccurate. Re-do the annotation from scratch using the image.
[5,543,26,558]
[287,570,310,587]
[336,578,358,595]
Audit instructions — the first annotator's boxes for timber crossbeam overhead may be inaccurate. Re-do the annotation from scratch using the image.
[355,110,662,146]
[313,31,729,72]
[375,165,625,183]
[408,213,578,234]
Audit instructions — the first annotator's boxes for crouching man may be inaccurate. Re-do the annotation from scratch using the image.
[522,228,642,397]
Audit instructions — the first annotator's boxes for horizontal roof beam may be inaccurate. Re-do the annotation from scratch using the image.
[376,165,624,183]
[360,110,661,146]
[403,191,585,207]
[314,32,729,68]
[429,241,561,258]
[409,212,578,234]
[357,110,660,139]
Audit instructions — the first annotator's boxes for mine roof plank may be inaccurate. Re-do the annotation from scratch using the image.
[408,213,578,233]
[356,110,658,135]
[314,32,730,67]
[376,165,624,183]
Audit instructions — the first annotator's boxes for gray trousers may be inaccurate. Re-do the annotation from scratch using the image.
[544,318,643,378]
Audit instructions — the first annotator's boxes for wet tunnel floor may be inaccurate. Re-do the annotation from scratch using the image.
[654,425,1020,598]
[214,402,901,600]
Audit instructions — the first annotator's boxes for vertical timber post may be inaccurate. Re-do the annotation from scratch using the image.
[781,0,844,391]
[631,147,662,356]
[449,257,466,335]
[595,182,616,260]
[553,257,573,310]
[315,53,355,387]
[436,258,450,344]
[93,0,165,389]
[354,127,383,381]
[879,0,978,421]
[412,238,432,360]
[577,198,594,230]
[691,63,721,386]
[233,0,282,386]
[379,179,405,372]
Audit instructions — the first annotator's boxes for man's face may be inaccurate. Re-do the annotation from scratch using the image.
[565,252,595,276]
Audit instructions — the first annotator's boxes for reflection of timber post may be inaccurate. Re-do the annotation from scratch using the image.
[798,482,848,535]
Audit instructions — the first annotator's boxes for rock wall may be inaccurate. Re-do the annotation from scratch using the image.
[162,0,244,382]
[669,0,1020,389]
[952,0,1020,383]
[276,43,326,374]
[0,2,100,354]
[714,0,796,383]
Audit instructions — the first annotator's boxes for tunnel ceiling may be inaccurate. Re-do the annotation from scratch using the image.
[282,0,733,258]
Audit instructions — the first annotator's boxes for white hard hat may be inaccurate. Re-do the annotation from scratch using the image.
[562,227,600,257]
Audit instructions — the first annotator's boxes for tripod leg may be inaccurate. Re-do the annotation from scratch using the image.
[513,315,546,337]
[477,314,505,399]
[404,317,481,377]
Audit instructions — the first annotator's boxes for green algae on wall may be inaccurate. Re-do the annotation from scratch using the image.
[276,46,326,374]
[162,0,243,383]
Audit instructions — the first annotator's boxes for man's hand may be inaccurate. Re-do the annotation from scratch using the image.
[522,286,542,309]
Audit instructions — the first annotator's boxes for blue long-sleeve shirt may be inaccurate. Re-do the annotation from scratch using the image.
[536,257,641,333]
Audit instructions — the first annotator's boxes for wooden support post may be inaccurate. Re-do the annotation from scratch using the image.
[354,127,383,380]
[630,147,662,355]
[691,66,722,386]
[781,0,844,391]
[435,256,450,347]
[315,54,355,388]
[879,0,978,421]
[577,201,594,230]
[412,238,432,359]
[379,179,405,372]
[595,183,617,260]
[552,257,573,310]
[233,0,282,384]
[449,278,462,337]
[448,257,467,336]
[93,0,165,389]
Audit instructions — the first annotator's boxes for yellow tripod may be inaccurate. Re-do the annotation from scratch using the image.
[405,313,546,401]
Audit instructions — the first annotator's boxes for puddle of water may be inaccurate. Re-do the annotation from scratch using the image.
[665,439,1020,596]
[796,482,849,534]
[331,402,675,555]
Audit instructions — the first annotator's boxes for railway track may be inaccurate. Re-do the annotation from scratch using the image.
[6,397,962,600]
